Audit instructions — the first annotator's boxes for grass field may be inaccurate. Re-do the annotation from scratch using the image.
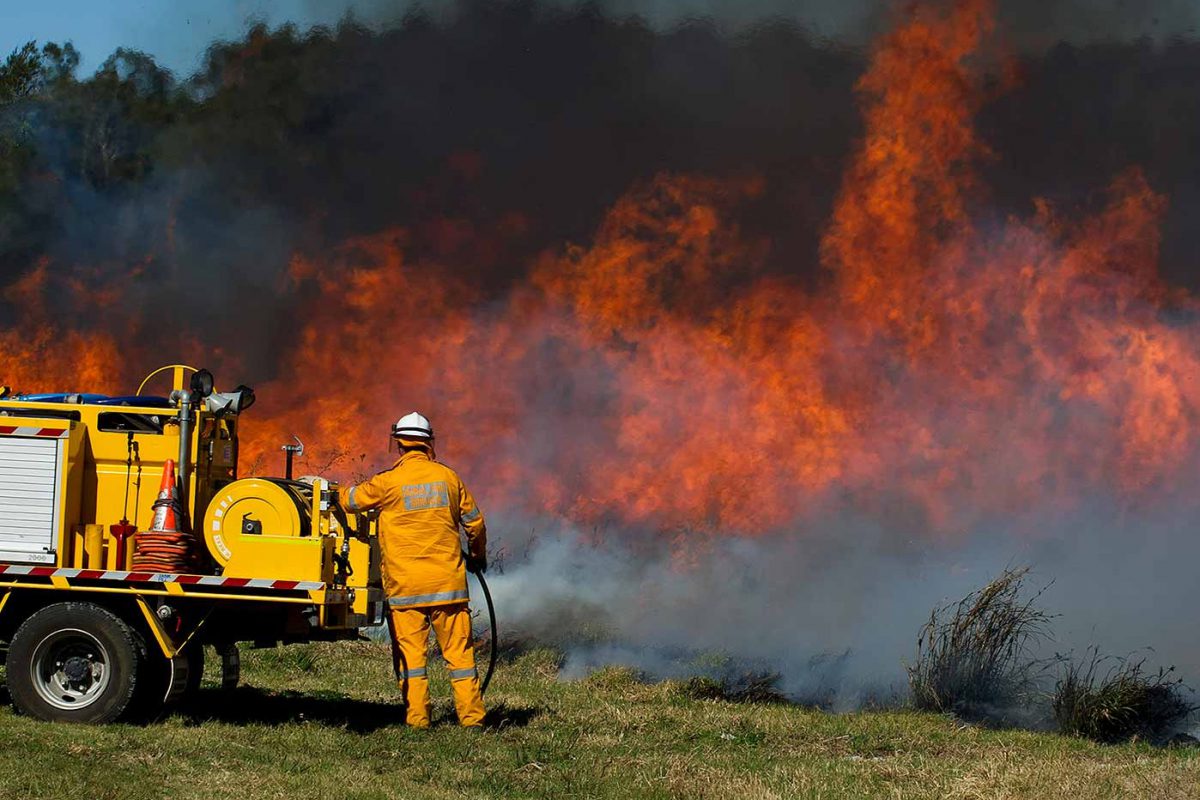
[0,641,1195,799]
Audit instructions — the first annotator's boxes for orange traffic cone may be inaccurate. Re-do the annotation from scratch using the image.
[132,460,197,574]
[149,460,181,533]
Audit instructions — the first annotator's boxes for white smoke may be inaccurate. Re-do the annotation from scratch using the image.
[483,494,1200,714]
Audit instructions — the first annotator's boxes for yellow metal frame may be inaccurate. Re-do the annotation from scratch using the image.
[133,598,214,658]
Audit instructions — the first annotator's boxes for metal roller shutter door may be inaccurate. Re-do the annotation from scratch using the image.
[0,436,59,561]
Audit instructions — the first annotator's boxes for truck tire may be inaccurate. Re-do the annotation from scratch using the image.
[5,602,146,724]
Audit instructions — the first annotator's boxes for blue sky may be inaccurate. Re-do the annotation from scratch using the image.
[0,0,398,77]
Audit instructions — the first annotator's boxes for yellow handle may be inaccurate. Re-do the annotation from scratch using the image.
[136,364,200,396]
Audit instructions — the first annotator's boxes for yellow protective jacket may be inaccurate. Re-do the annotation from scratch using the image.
[344,450,486,609]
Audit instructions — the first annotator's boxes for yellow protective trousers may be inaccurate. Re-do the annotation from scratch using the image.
[388,602,485,727]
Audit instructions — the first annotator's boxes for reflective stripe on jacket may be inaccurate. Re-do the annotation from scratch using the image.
[344,450,487,609]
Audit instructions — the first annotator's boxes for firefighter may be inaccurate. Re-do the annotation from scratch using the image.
[342,412,487,728]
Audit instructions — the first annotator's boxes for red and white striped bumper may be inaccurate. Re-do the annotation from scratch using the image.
[0,563,324,592]
[0,426,69,438]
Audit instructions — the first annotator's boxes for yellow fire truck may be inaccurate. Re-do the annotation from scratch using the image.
[0,366,383,722]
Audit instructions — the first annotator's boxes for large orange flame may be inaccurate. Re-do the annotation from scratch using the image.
[4,0,1198,542]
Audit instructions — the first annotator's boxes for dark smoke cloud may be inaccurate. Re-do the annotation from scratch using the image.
[998,0,1200,46]
[316,1,1200,44]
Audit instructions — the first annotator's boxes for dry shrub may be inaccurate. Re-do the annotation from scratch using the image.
[908,567,1052,715]
[1053,649,1195,743]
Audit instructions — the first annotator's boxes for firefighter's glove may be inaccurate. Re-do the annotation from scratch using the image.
[466,553,487,575]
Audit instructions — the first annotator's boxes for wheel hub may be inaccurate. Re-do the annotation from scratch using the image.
[62,656,91,683]
[30,629,112,710]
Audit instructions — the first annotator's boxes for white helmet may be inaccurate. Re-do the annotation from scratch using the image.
[392,411,434,440]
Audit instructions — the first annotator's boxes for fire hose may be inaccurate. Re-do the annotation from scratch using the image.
[470,561,499,695]
[332,497,498,694]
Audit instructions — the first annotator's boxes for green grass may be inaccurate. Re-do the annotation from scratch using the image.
[0,641,1195,799]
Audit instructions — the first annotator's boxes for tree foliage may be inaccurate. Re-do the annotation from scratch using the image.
[0,42,52,193]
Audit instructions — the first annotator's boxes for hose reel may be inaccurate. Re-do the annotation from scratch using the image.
[202,478,313,567]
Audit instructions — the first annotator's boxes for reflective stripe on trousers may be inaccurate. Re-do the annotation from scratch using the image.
[398,666,472,680]
[387,588,469,607]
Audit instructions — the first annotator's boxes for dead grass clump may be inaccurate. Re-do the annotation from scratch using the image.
[682,671,788,705]
[908,567,1052,715]
[584,665,645,690]
[1053,649,1195,743]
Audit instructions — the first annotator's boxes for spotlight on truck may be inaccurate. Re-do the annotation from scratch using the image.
[205,384,255,416]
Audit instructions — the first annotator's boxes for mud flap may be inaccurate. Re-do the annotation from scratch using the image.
[164,653,190,704]
[217,642,240,690]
